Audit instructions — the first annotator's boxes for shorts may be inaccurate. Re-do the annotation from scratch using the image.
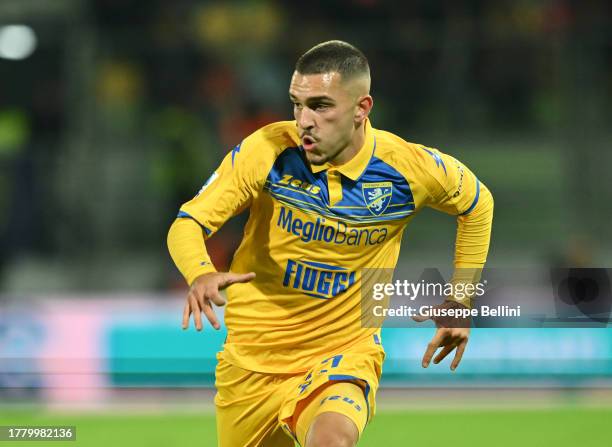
[214,334,385,447]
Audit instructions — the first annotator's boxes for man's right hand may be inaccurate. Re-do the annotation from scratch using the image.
[182,271,256,331]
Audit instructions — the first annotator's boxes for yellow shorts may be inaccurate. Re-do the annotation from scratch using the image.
[214,334,385,447]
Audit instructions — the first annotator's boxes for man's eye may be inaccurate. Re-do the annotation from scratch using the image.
[313,104,328,110]
[293,103,302,109]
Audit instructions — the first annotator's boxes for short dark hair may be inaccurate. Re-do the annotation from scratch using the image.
[295,40,370,80]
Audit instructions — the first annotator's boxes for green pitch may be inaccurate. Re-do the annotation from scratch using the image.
[1,408,611,446]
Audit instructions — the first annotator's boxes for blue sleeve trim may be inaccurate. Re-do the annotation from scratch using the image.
[176,211,212,236]
[460,178,480,216]
[328,374,363,381]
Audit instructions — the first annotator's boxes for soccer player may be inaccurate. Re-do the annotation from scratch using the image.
[168,40,493,447]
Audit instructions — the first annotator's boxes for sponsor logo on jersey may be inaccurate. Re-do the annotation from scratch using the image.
[283,259,356,299]
[452,162,465,198]
[320,395,362,412]
[277,174,321,196]
[277,207,387,246]
[362,182,393,216]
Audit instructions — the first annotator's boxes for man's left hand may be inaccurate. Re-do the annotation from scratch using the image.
[420,326,469,371]
[413,300,471,371]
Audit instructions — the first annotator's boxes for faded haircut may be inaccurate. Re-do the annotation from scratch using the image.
[295,40,370,81]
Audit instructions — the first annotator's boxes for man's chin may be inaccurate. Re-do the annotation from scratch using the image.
[305,151,327,166]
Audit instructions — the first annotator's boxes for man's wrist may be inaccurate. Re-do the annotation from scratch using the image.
[444,298,471,309]
[187,262,217,286]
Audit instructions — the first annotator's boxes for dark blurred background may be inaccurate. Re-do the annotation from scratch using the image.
[1,3,612,439]
[0,0,611,293]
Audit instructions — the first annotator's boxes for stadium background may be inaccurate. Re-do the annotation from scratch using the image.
[1,0,611,445]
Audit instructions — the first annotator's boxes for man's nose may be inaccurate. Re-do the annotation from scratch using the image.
[297,107,315,130]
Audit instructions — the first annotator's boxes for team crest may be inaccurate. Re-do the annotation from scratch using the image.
[362,182,393,216]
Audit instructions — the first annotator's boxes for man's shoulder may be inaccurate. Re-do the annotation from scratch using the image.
[231,121,300,174]
[244,120,300,153]
[372,127,435,173]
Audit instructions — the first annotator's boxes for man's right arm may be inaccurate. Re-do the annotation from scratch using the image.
[167,135,264,283]
[167,217,217,286]
[166,129,280,329]
[169,217,256,331]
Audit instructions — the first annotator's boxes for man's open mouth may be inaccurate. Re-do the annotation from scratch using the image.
[302,135,317,151]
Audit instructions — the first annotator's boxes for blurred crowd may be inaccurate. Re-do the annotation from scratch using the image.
[0,0,611,291]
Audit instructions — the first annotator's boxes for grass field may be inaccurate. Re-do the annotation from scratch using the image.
[2,407,612,446]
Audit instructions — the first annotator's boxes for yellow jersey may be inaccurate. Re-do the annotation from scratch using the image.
[172,118,492,373]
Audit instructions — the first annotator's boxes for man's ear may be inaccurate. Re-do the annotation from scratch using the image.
[355,95,373,123]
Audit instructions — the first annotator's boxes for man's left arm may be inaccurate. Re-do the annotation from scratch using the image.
[415,146,494,370]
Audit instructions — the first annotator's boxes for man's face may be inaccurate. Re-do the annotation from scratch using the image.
[289,71,360,165]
